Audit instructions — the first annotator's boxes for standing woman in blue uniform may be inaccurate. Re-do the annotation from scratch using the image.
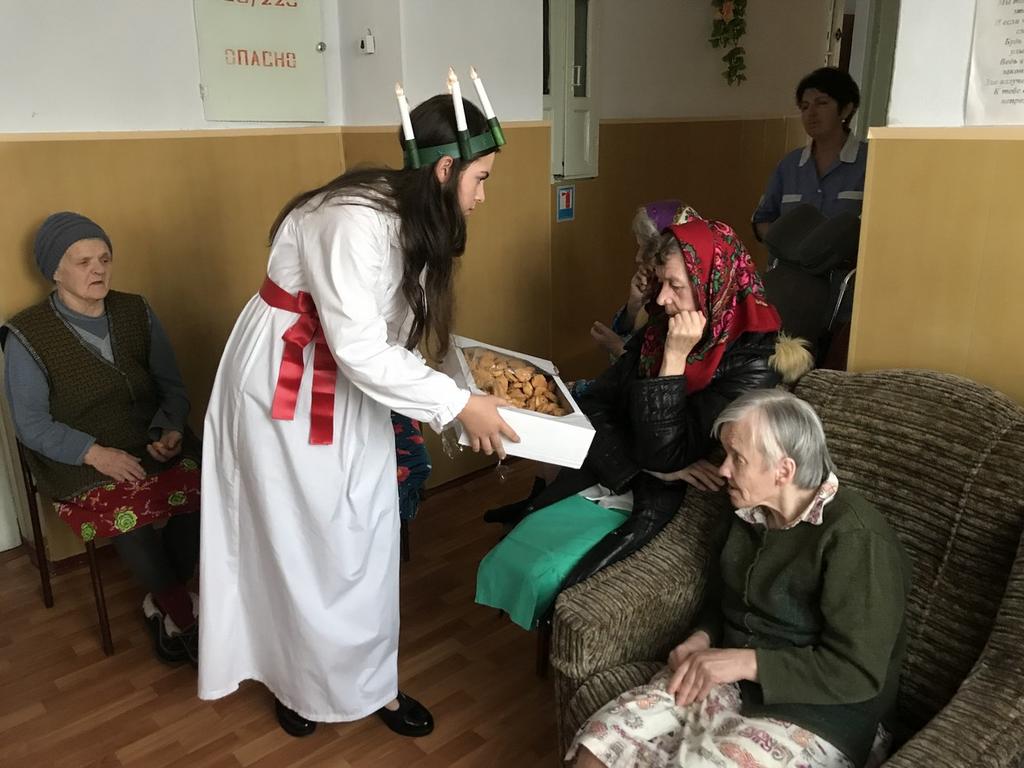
[752,67,867,242]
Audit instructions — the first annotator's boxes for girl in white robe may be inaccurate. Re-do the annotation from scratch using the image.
[198,95,516,738]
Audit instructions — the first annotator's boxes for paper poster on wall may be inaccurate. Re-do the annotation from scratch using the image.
[194,0,326,122]
[556,185,575,222]
[966,0,1024,125]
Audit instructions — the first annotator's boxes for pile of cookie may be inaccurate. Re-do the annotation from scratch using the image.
[465,347,569,417]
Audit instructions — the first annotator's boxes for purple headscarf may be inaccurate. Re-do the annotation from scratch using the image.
[643,199,701,232]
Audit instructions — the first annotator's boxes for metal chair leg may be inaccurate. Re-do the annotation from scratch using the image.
[17,442,53,608]
[400,519,411,563]
[85,540,114,656]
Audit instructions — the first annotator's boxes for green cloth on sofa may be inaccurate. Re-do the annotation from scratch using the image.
[476,495,628,630]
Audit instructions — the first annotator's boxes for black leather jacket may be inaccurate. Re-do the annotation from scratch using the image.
[527,329,781,603]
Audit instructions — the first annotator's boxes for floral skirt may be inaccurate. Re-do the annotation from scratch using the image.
[55,457,201,542]
[567,666,880,768]
[392,413,432,521]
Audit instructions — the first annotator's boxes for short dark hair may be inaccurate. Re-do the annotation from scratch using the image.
[796,67,860,123]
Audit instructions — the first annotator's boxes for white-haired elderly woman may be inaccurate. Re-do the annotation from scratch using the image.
[569,388,911,768]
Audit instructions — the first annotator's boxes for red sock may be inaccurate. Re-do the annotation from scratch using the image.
[154,585,196,631]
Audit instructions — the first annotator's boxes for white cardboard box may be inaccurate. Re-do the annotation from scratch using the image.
[442,335,595,468]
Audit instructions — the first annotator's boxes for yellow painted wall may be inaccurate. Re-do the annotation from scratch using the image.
[0,123,552,558]
[550,117,807,380]
[0,128,347,423]
[0,128,347,561]
[848,127,1024,405]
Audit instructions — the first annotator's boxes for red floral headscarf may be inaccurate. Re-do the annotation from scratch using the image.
[638,218,780,393]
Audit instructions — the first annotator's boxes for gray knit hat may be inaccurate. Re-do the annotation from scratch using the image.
[33,212,113,281]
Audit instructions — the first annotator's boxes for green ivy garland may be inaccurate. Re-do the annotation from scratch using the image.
[709,0,748,86]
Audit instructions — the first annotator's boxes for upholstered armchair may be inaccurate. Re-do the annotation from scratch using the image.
[552,369,1024,766]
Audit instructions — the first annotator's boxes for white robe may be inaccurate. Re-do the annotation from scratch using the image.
[197,201,470,721]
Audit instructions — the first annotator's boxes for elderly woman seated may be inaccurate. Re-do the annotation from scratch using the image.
[569,388,911,768]
[477,217,812,631]
[2,212,201,665]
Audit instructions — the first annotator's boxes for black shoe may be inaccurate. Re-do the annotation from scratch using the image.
[483,477,546,525]
[173,623,199,668]
[376,691,434,737]
[276,699,318,737]
[143,594,190,666]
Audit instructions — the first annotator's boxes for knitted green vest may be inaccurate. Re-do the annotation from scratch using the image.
[6,292,162,500]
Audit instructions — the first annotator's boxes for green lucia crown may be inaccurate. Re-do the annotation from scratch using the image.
[395,66,506,170]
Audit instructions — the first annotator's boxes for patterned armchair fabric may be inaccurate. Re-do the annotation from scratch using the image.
[552,369,1024,766]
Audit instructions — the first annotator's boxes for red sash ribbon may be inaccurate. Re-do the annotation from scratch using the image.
[259,277,337,445]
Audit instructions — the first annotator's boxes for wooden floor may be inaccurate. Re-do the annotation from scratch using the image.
[0,461,560,767]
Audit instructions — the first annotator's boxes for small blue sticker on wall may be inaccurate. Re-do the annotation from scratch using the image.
[556,184,575,222]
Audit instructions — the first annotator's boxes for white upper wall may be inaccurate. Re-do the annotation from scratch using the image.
[337,0,543,125]
[887,0,976,127]
[0,0,540,132]
[598,0,829,120]
[0,0,345,132]
[0,0,835,132]
[336,0,404,126]
[399,1,543,123]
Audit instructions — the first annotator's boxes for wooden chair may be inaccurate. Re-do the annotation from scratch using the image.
[16,440,114,656]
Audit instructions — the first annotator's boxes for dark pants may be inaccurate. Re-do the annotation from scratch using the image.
[111,511,200,593]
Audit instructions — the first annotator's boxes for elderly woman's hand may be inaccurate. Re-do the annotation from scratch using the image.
[147,430,183,462]
[667,647,758,707]
[646,459,724,492]
[667,630,712,671]
[590,321,626,358]
[84,444,146,483]
[626,268,654,314]
[660,310,706,376]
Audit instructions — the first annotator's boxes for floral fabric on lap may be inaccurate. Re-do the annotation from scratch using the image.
[55,458,201,541]
[567,667,859,768]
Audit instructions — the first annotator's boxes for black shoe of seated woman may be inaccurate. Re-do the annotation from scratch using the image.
[483,476,546,525]
[376,691,434,737]
[275,699,318,737]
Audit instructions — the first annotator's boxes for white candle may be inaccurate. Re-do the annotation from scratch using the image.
[448,66,468,131]
[469,66,495,119]
[395,82,414,141]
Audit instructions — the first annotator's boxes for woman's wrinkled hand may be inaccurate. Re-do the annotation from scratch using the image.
[667,630,711,671]
[84,444,146,483]
[147,429,183,463]
[628,268,654,309]
[646,459,724,492]
[590,321,626,358]
[667,647,758,707]
[664,310,706,358]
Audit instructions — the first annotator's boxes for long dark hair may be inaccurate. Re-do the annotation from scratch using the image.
[269,94,497,360]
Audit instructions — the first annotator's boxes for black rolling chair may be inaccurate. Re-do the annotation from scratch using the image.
[762,205,860,366]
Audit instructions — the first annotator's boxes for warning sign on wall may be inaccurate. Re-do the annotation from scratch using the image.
[556,184,575,222]
[194,0,326,122]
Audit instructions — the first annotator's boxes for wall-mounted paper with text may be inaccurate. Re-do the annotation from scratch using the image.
[966,0,1024,125]
[194,0,326,122]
